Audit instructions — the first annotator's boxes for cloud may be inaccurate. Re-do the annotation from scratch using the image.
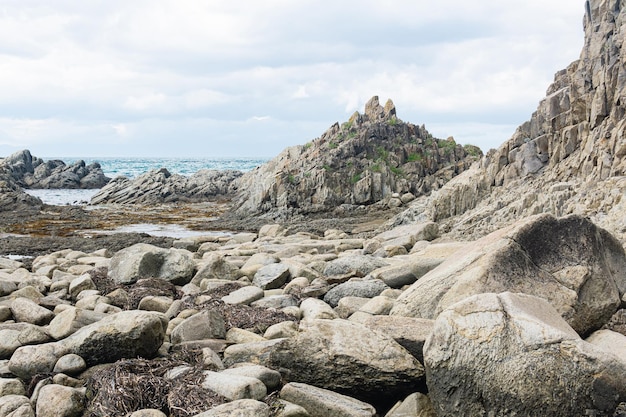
[0,1,586,156]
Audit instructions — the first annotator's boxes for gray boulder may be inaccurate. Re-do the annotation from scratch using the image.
[280,382,376,417]
[267,319,424,405]
[424,292,626,416]
[324,279,389,308]
[391,214,626,336]
[170,310,226,344]
[323,255,389,278]
[8,310,167,379]
[35,384,85,417]
[252,263,291,290]
[108,243,195,285]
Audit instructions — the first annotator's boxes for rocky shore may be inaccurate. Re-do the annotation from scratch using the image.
[0,214,624,417]
[1,0,626,415]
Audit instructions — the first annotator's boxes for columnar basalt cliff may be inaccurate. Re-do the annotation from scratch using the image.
[398,0,626,242]
[232,96,481,218]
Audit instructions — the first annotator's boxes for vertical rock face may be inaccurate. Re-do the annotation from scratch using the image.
[415,1,626,241]
[232,97,482,218]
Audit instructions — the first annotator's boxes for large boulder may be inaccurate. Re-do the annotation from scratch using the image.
[390,214,626,336]
[108,243,195,285]
[424,292,626,416]
[8,310,167,379]
[266,319,425,407]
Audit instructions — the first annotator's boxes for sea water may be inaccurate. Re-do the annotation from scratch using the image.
[22,156,269,238]
[24,156,268,205]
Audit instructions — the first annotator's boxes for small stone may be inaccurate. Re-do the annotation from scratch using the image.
[35,384,85,417]
[0,378,25,396]
[222,286,264,305]
[193,399,270,417]
[201,371,267,401]
[10,298,54,325]
[222,364,282,391]
[68,274,96,300]
[253,264,291,290]
[53,354,86,376]
[226,328,266,344]
[138,296,174,313]
[264,321,299,339]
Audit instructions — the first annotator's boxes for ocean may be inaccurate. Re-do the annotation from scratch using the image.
[25,156,269,206]
[22,156,270,239]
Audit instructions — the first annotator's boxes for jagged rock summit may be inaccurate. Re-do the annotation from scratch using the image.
[232,96,482,218]
[392,0,626,243]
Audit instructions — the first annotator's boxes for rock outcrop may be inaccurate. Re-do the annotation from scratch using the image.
[0,150,110,190]
[90,168,242,204]
[231,96,481,218]
[424,292,626,416]
[390,214,626,336]
[391,0,626,243]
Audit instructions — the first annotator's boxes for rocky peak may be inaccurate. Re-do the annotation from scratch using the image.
[364,96,397,122]
[232,98,482,218]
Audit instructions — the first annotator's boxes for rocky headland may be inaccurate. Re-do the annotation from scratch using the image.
[1,1,626,416]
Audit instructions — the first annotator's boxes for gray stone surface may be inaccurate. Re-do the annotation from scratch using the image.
[280,382,376,417]
[424,292,626,416]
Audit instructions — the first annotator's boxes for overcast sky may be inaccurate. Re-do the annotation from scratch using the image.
[0,1,585,158]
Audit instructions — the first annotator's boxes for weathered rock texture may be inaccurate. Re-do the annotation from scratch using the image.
[424,292,626,416]
[390,214,626,336]
[0,149,109,190]
[91,168,242,204]
[232,96,481,218]
[392,0,626,243]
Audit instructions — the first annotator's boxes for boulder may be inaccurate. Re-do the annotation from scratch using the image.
[34,384,85,417]
[323,279,389,308]
[323,256,389,278]
[108,243,195,285]
[280,382,376,417]
[9,310,167,379]
[193,253,242,284]
[192,399,270,417]
[252,263,291,290]
[354,315,434,363]
[10,298,54,325]
[170,310,226,344]
[201,371,267,401]
[391,214,626,336]
[267,319,425,406]
[424,292,626,416]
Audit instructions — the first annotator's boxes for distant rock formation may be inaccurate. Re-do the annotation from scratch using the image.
[231,96,482,218]
[90,168,242,204]
[0,150,110,189]
[392,0,626,242]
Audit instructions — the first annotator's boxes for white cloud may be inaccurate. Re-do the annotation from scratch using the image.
[0,1,586,156]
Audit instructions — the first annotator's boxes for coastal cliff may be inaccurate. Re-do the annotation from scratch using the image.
[403,0,626,242]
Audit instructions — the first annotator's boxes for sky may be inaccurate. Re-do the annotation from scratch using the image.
[0,1,586,158]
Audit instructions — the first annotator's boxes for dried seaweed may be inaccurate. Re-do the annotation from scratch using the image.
[125,277,181,310]
[83,358,227,417]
